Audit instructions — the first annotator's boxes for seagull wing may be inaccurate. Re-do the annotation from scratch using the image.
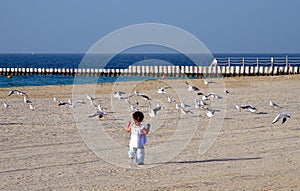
[272,114,281,124]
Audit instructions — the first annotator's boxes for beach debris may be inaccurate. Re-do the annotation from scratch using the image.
[272,112,292,124]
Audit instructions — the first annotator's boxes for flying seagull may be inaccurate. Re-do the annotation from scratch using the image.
[149,103,162,117]
[89,111,107,118]
[157,86,171,94]
[8,90,28,97]
[272,112,292,124]
[235,104,257,113]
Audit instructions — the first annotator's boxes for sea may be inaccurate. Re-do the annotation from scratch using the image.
[0,53,300,88]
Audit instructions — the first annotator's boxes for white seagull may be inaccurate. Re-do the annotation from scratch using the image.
[113,91,126,99]
[24,96,32,104]
[29,104,36,111]
[235,104,257,113]
[87,94,96,102]
[272,112,292,124]
[157,86,171,94]
[206,110,215,118]
[3,102,10,108]
[149,103,162,117]
[270,99,280,107]
[185,81,200,92]
[8,90,28,97]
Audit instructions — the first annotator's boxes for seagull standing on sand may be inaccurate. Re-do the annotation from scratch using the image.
[24,96,32,104]
[3,102,10,108]
[86,94,96,102]
[29,104,36,111]
[270,100,280,107]
[206,110,215,118]
[167,96,176,103]
[185,81,200,92]
[113,91,126,99]
[53,97,60,103]
[272,112,292,124]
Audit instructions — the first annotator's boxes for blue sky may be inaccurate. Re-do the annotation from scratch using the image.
[0,0,299,53]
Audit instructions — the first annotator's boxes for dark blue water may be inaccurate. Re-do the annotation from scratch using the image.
[0,53,300,88]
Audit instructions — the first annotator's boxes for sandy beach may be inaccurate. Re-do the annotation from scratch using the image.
[1,75,300,190]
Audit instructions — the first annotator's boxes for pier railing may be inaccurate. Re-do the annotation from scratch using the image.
[0,64,299,77]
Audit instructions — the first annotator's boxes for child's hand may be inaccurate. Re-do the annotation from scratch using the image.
[126,121,131,132]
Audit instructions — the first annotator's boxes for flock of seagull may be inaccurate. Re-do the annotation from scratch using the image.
[1,78,293,125]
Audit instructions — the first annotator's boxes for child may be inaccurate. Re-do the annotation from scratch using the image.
[126,111,150,166]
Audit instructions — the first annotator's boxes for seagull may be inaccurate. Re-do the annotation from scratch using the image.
[97,104,107,112]
[206,110,215,117]
[180,108,193,114]
[175,103,181,110]
[207,93,222,99]
[272,112,292,124]
[134,100,139,105]
[8,90,28,97]
[89,111,107,118]
[149,103,162,117]
[235,105,257,113]
[130,104,138,112]
[125,91,151,101]
[203,78,209,85]
[180,102,190,108]
[270,100,280,107]
[194,99,201,109]
[24,96,32,104]
[87,94,96,102]
[3,102,10,108]
[69,99,85,107]
[185,81,200,92]
[224,89,229,94]
[167,96,176,103]
[157,86,171,94]
[53,97,60,103]
[29,104,35,111]
[113,91,126,99]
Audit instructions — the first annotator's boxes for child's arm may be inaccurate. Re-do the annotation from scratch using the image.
[125,121,131,132]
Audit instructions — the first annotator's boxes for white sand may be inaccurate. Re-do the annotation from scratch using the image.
[0,75,300,190]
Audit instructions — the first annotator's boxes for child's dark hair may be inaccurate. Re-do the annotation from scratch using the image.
[132,111,144,122]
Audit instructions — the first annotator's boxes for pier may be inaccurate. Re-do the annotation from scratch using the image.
[0,64,299,77]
